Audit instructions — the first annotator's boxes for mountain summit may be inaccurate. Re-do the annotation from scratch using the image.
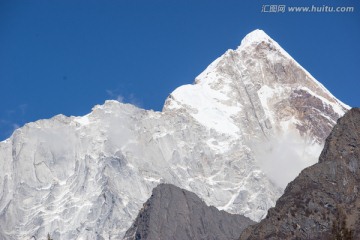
[0,29,349,239]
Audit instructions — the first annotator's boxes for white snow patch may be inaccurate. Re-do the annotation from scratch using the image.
[169,83,241,136]
[143,177,161,183]
[257,85,275,120]
[74,115,91,126]
[240,29,272,47]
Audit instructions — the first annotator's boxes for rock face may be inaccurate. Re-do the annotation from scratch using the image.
[0,30,349,239]
[124,184,254,240]
[240,108,360,240]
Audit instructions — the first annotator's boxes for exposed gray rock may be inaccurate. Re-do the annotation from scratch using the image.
[124,184,254,240]
[240,108,360,239]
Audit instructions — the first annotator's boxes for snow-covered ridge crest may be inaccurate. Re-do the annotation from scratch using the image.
[0,29,349,239]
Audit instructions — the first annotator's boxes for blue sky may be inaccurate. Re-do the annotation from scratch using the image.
[0,0,359,140]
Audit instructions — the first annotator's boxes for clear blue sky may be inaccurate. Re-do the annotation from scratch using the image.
[1,0,359,140]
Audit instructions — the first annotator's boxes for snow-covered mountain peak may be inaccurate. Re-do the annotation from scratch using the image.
[163,29,348,205]
[237,30,349,112]
[237,29,295,71]
[239,29,273,47]
[164,29,348,142]
[0,30,350,239]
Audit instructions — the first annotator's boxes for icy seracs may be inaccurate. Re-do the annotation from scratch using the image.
[0,29,349,239]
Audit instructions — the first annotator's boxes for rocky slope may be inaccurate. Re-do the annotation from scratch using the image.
[0,29,349,239]
[240,108,360,239]
[123,184,254,240]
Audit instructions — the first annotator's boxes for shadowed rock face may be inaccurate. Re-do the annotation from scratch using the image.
[123,184,254,240]
[240,108,360,240]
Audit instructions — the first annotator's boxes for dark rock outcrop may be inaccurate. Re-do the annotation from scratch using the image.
[123,184,255,240]
[240,108,360,239]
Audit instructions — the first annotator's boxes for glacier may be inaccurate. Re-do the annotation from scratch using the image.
[0,29,349,239]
